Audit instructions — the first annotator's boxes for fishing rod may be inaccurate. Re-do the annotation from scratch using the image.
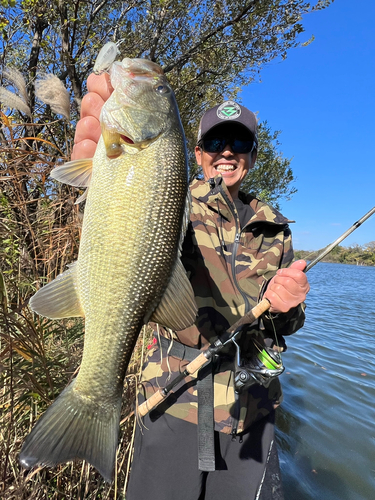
[138,205,375,418]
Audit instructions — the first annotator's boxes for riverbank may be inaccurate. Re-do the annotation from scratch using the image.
[295,244,375,266]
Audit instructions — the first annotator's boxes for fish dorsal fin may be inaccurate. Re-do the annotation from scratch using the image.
[50,159,93,187]
[149,258,197,331]
[29,262,84,319]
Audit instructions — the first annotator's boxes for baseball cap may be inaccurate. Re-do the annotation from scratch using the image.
[197,100,258,145]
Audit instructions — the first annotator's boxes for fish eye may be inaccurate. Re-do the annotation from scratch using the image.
[154,84,170,95]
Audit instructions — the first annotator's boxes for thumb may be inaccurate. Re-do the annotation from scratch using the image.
[289,259,307,271]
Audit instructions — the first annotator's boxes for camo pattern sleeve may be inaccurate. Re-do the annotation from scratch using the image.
[140,176,305,434]
[259,225,306,338]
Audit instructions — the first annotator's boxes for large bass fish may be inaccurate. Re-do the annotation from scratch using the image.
[19,52,197,481]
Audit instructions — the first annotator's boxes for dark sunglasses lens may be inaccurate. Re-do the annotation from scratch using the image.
[232,139,253,153]
[202,137,253,154]
[202,138,226,152]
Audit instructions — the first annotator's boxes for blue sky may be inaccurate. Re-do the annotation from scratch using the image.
[242,0,375,251]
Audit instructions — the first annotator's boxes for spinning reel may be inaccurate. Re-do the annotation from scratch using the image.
[231,335,284,392]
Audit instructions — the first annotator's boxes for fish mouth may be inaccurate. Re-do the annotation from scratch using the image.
[122,58,164,78]
[105,132,160,159]
[120,134,134,145]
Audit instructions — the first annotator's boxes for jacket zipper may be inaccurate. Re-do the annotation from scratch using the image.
[213,182,288,436]
[216,185,254,437]
[218,186,251,314]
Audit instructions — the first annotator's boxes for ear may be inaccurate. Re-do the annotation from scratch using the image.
[195,145,202,166]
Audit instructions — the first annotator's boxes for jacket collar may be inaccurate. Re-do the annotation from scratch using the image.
[190,176,294,226]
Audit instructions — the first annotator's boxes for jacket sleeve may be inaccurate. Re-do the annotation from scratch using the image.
[260,225,306,337]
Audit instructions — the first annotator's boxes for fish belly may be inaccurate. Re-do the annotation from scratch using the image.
[73,134,187,399]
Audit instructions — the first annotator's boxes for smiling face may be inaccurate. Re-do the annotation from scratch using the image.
[195,123,257,199]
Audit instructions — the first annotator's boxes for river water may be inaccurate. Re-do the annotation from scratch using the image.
[276,263,375,500]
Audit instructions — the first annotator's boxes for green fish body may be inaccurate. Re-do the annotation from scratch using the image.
[19,57,197,481]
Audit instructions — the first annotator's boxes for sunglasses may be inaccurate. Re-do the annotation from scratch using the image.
[200,135,257,154]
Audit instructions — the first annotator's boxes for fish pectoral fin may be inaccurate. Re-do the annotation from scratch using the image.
[19,381,121,482]
[29,262,84,319]
[50,158,93,187]
[178,191,192,253]
[75,188,88,205]
[150,258,197,330]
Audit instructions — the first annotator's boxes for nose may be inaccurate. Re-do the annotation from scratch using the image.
[221,143,235,156]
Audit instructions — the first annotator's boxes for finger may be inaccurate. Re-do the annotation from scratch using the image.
[266,281,301,301]
[71,139,98,161]
[275,267,309,286]
[74,116,101,144]
[271,273,310,294]
[264,288,290,313]
[80,92,106,121]
[86,73,114,100]
[289,260,307,271]
[265,288,300,314]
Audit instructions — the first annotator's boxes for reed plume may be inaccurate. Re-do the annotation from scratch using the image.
[35,74,71,120]
[1,67,31,116]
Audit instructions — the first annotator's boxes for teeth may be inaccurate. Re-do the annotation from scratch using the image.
[216,165,235,172]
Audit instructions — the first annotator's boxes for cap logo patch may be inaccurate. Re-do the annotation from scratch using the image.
[217,101,241,120]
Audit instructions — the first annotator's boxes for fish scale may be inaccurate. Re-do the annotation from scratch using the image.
[76,134,186,394]
[19,57,197,481]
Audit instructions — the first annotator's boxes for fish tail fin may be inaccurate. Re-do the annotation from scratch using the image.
[19,381,121,482]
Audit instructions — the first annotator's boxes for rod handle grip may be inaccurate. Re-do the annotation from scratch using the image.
[251,297,272,318]
[137,352,209,417]
[185,352,209,375]
[138,390,166,417]
[229,297,271,333]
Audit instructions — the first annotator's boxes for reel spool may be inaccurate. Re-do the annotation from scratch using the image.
[233,338,285,391]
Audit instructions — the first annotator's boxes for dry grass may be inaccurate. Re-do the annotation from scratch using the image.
[0,111,150,499]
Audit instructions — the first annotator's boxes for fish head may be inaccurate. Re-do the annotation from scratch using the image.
[100,58,181,154]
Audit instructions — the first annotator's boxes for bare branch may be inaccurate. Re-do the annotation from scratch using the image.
[163,0,260,73]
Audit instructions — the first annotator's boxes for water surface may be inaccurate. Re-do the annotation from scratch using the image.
[277,263,375,500]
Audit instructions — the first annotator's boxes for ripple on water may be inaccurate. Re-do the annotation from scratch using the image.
[277,263,375,500]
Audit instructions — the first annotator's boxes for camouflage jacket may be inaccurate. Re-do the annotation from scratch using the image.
[140,176,305,434]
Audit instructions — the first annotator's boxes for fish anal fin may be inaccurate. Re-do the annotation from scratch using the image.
[150,258,197,331]
[19,381,121,482]
[50,158,93,187]
[29,262,84,319]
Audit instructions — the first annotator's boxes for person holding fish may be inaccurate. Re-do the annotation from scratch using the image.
[70,69,309,500]
[20,49,308,498]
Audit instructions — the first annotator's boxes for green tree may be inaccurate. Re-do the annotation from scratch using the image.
[1,0,334,151]
[241,121,296,208]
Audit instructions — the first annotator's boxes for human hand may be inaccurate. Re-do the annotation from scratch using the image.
[71,73,114,160]
[263,260,310,314]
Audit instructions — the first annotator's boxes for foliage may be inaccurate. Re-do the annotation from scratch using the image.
[295,242,375,267]
[1,0,334,171]
[242,121,296,209]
